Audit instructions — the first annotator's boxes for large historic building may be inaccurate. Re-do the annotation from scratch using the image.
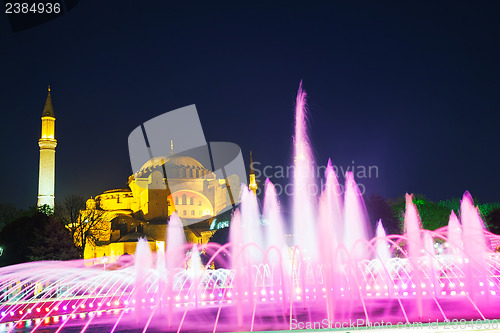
[81,152,245,260]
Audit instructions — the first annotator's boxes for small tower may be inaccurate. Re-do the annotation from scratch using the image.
[248,150,258,194]
[37,86,57,209]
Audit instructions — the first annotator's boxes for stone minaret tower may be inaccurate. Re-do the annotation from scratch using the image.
[37,86,57,209]
[249,150,258,194]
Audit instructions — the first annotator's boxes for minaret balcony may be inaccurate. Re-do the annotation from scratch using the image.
[38,138,57,149]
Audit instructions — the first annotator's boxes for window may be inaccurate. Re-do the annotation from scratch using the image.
[182,194,187,205]
[191,210,195,216]
[198,200,202,206]
[183,210,187,216]
[175,197,179,205]
[190,197,194,205]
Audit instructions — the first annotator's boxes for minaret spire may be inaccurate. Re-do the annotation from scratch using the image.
[249,150,258,194]
[37,86,57,210]
[42,86,55,118]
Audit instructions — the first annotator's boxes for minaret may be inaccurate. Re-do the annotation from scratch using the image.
[37,86,57,209]
[249,150,258,194]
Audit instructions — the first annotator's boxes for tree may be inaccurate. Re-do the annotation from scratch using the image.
[391,194,451,231]
[412,195,451,230]
[0,212,43,266]
[0,203,35,232]
[72,206,108,258]
[37,204,54,216]
[28,217,80,261]
[59,195,108,258]
[0,207,79,265]
[486,208,500,235]
[0,203,19,232]
[59,194,86,231]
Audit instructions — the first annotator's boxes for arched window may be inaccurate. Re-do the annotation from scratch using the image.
[191,210,195,216]
[182,194,187,205]
[190,197,194,205]
[175,197,179,205]
[183,210,187,216]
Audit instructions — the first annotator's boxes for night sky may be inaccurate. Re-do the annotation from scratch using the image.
[0,1,499,210]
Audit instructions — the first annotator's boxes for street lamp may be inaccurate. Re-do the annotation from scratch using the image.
[101,255,108,270]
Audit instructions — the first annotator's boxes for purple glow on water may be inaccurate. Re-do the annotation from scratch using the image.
[1,84,500,332]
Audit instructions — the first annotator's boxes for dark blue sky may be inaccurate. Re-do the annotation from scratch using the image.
[1,1,499,209]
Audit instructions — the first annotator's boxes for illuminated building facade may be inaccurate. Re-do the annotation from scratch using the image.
[82,154,243,260]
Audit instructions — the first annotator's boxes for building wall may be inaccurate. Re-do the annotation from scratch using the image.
[171,190,213,219]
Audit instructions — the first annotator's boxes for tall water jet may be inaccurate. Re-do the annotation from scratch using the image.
[447,211,462,256]
[343,171,369,260]
[317,160,343,322]
[188,244,202,280]
[317,159,343,268]
[403,193,423,318]
[134,238,153,318]
[318,159,343,248]
[166,212,186,271]
[263,178,288,266]
[461,191,488,260]
[188,244,202,309]
[240,185,264,263]
[229,210,246,329]
[262,179,291,320]
[292,81,318,261]
[374,219,392,301]
[155,244,166,316]
[375,220,390,264]
[165,213,186,326]
[404,193,422,259]
[423,230,436,271]
[460,191,489,299]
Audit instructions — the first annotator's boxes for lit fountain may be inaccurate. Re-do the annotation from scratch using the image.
[1,83,500,332]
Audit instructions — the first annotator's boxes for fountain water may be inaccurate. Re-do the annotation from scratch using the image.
[0,83,499,332]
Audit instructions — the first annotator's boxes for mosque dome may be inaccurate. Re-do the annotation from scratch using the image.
[134,155,213,180]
